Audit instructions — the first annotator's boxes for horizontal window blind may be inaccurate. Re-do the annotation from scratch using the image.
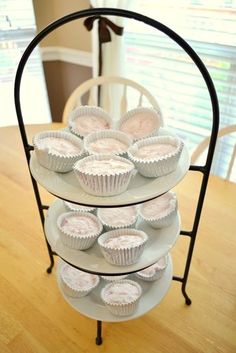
[124,0,236,181]
[0,0,51,126]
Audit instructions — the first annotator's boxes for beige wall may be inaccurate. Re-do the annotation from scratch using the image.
[32,0,93,122]
[43,61,92,122]
[32,0,92,52]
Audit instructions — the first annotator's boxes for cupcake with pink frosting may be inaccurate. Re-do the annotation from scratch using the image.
[57,211,103,250]
[127,135,184,178]
[84,129,132,157]
[101,279,142,316]
[68,106,111,138]
[97,205,138,230]
[139,191,177,229]
[119,107,162,141]
[64,200,96,214]
[135,255,168,282]
[73,154,135,196]
[60,263,99,297]
[33,130,84,172]
[98,228,148,266]
[101,274,128,281]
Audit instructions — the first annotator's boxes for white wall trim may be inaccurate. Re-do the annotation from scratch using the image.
[40,46,92,67]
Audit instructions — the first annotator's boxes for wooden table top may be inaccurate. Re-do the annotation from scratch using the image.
[0,123,236,353]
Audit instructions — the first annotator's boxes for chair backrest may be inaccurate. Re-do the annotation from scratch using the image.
[191,124,236,181]
[62,75,162,125]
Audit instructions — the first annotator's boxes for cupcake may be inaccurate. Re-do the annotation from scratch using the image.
[64,200,96,214]
[98,228,148,266]
[139,191,177,228]
[101,279,142,316]
[84,129,132,156]
[97,206,138,230]
[127,135,184,178]
[73,154,135,196]
[119,107,162,141]
[101,274,128,281]
[60,263,99,297]
[135,255,168,281]
[33,130,84,173]
[57,211,103,250]
[68,106,111,138]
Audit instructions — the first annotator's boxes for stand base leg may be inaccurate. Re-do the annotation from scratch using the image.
[96,320,103,345]
[172,276,192,305]
[46,262,54,274]
[46,247,55,274]
[182,284,192,305]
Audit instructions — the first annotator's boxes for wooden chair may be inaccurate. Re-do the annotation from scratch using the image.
[191,124,236,181]
[62,75,162,125]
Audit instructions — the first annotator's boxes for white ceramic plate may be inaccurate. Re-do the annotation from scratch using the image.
[30,130,190,207]
[56,255,173,322]
[45,199,180,274]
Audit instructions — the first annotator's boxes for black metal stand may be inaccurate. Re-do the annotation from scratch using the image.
[14,7,219,344]
[96,321,103,345]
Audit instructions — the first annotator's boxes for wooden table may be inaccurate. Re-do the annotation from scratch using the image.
[0,124,236,353]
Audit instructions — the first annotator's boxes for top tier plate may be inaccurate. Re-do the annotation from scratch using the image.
[29,135,190,207]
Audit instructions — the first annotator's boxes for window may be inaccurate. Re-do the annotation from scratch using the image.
[0,0,51,126]
[124,0,236,181]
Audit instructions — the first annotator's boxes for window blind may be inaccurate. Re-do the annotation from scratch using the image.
[0,0,51,126]
[124,0,236,181]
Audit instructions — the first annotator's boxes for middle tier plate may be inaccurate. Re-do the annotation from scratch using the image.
[44,199,180,275]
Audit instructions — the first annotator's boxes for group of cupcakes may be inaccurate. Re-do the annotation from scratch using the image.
[33,105,184,196]
[60,253,168,317]
[57,191,177,268]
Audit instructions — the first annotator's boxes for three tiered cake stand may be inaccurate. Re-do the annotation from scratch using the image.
[14,8,219,346]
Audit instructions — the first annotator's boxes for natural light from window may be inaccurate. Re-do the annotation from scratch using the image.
[124,0,236,181]
[0,0,51,127]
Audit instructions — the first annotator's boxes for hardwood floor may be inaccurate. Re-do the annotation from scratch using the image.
[0,125,235,353]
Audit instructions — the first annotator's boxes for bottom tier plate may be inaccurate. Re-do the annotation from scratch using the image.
[56,255,173,323]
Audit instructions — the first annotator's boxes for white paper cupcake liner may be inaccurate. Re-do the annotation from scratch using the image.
[101,279,142,316]
[135,255,168,282]
[64,200,96,214]
[97,206,138,231]
[57,211,103,250]
[60,263,100,297]
[73,154,135,196]
[144,210,177,229]
[139,191,178,229]
[68,106,112,138]
[127,135,184,178]
[84,129,133,157]
[33,130,85,173]
[101,274,128,281]
[98,228,148,266]
[119,106,163,141]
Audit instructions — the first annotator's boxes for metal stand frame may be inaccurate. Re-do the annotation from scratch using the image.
[14,8,219,345]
